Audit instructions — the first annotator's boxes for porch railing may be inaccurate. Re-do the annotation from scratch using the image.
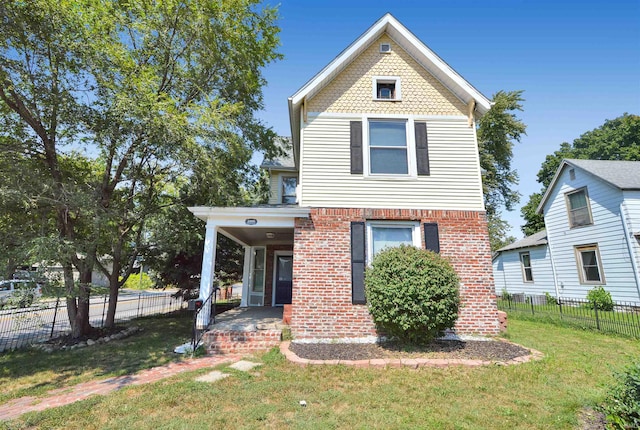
[190,285,219,354]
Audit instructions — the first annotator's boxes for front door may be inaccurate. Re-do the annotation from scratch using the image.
[274,254,293,305]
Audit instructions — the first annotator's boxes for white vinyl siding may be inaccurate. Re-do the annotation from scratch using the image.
[542,167,640,302]
[493,246,555,297]
[300,114,484,210]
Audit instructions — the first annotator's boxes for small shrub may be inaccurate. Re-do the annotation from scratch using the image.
[544,292,558,305]
[598,361,640,429]
[586,286,614,311]
[121,272,155,290]
[501,289,512,300]
[365,245,460,345]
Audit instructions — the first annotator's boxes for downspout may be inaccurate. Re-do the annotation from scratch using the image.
[620,202,640,301]
[545,230,561,299]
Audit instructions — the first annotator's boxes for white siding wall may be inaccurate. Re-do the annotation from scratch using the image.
[268,172,280,205]
[621,191,640,291]
[623,192,640,233]
[300,114,484,209]
[543,168,640,302]
[493,246,555,296]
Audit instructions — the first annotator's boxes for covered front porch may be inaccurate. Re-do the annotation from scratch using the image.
[189,206,309,329]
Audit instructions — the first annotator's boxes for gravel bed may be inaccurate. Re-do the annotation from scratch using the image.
[289,340,530,362]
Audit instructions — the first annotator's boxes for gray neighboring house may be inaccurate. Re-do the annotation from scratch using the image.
[495,159,640,303]
[492,230,555,297]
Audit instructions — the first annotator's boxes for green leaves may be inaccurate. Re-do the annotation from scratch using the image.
[365,245,460,345]
[477,90,526,250]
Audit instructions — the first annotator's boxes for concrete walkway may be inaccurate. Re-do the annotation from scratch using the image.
[0,354,241,421]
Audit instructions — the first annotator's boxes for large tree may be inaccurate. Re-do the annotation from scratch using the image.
[477,90,526,249]
[521,113,640,235]
[0,0,281,335]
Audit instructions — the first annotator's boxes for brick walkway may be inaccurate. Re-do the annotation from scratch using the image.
[0,355,240,421]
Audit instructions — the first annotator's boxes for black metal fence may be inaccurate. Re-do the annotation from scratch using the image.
[0,292,188,352]
[498,294,640,338]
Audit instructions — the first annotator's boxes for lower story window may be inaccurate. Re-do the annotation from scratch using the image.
[366,221,420,264]
[575,244,605,284]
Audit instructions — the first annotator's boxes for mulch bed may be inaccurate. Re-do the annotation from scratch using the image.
[289,339,530,362]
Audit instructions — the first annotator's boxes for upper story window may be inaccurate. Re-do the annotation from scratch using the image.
[565,187,593,228]
[281,176,297,204]
[368,120,408,175]
[372,76,401,101]
[520,252,533,282]
[575,244,605,284]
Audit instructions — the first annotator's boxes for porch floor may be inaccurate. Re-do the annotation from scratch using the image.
[210,306,284,330]
[203,307,285,355]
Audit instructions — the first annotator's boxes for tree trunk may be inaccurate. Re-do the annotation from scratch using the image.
[104,282,120,328]
[76,268,92,336]
[104,253,122,328]
[63,262,81,338]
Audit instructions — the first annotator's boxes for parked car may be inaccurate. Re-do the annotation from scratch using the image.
[0,280,43,307]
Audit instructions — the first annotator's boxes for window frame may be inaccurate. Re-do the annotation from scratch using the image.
[519,251,534,283]
[574,244,605,285]
[365,221,421,265]
[364,117,417,178]
[279,174,298,205]
[372,76,401,101]
[565,187,593,228]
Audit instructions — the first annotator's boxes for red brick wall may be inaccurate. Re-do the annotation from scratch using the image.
[291,208,499,339]
[264,244,294,307]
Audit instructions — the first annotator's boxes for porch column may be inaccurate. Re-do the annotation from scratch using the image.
[197,222,218,329]
[240,245,251,307]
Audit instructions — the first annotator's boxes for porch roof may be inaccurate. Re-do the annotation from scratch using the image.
[188,205,311,247]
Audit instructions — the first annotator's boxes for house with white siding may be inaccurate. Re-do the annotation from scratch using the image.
[189,13,500,340]
[530,159,640,303]
[492,230,556,297]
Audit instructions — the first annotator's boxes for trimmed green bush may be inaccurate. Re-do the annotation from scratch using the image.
[121,272,155,290]
[586,286,614,311]
[365,245,460,345]
[599,361,640,429]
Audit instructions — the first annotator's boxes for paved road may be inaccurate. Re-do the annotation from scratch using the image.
[0,290,186,351]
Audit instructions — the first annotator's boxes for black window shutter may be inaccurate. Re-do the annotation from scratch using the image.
[423,223,440,253]
[415,122,430,176]
[350,121,363,174]
[351,222,366,304]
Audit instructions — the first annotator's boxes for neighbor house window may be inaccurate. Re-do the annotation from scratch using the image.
[281,176,297,204]
[366,221,420,264]
[372,77,401,101]
[368,120,408,175]
[520,252,533,282]
[566,188,593,228]
[575,244,605,284]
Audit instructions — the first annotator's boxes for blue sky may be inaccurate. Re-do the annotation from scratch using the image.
[256,0,640,238]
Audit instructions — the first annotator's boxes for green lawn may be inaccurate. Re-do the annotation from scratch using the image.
[2,316,639,429]
[0,312,193,404]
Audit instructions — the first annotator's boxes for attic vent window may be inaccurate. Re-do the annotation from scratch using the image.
[372,76,401,101]
[380,43,391,53]
[569,168,576,180]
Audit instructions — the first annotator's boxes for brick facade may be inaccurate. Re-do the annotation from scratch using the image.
[291,208,499,339]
